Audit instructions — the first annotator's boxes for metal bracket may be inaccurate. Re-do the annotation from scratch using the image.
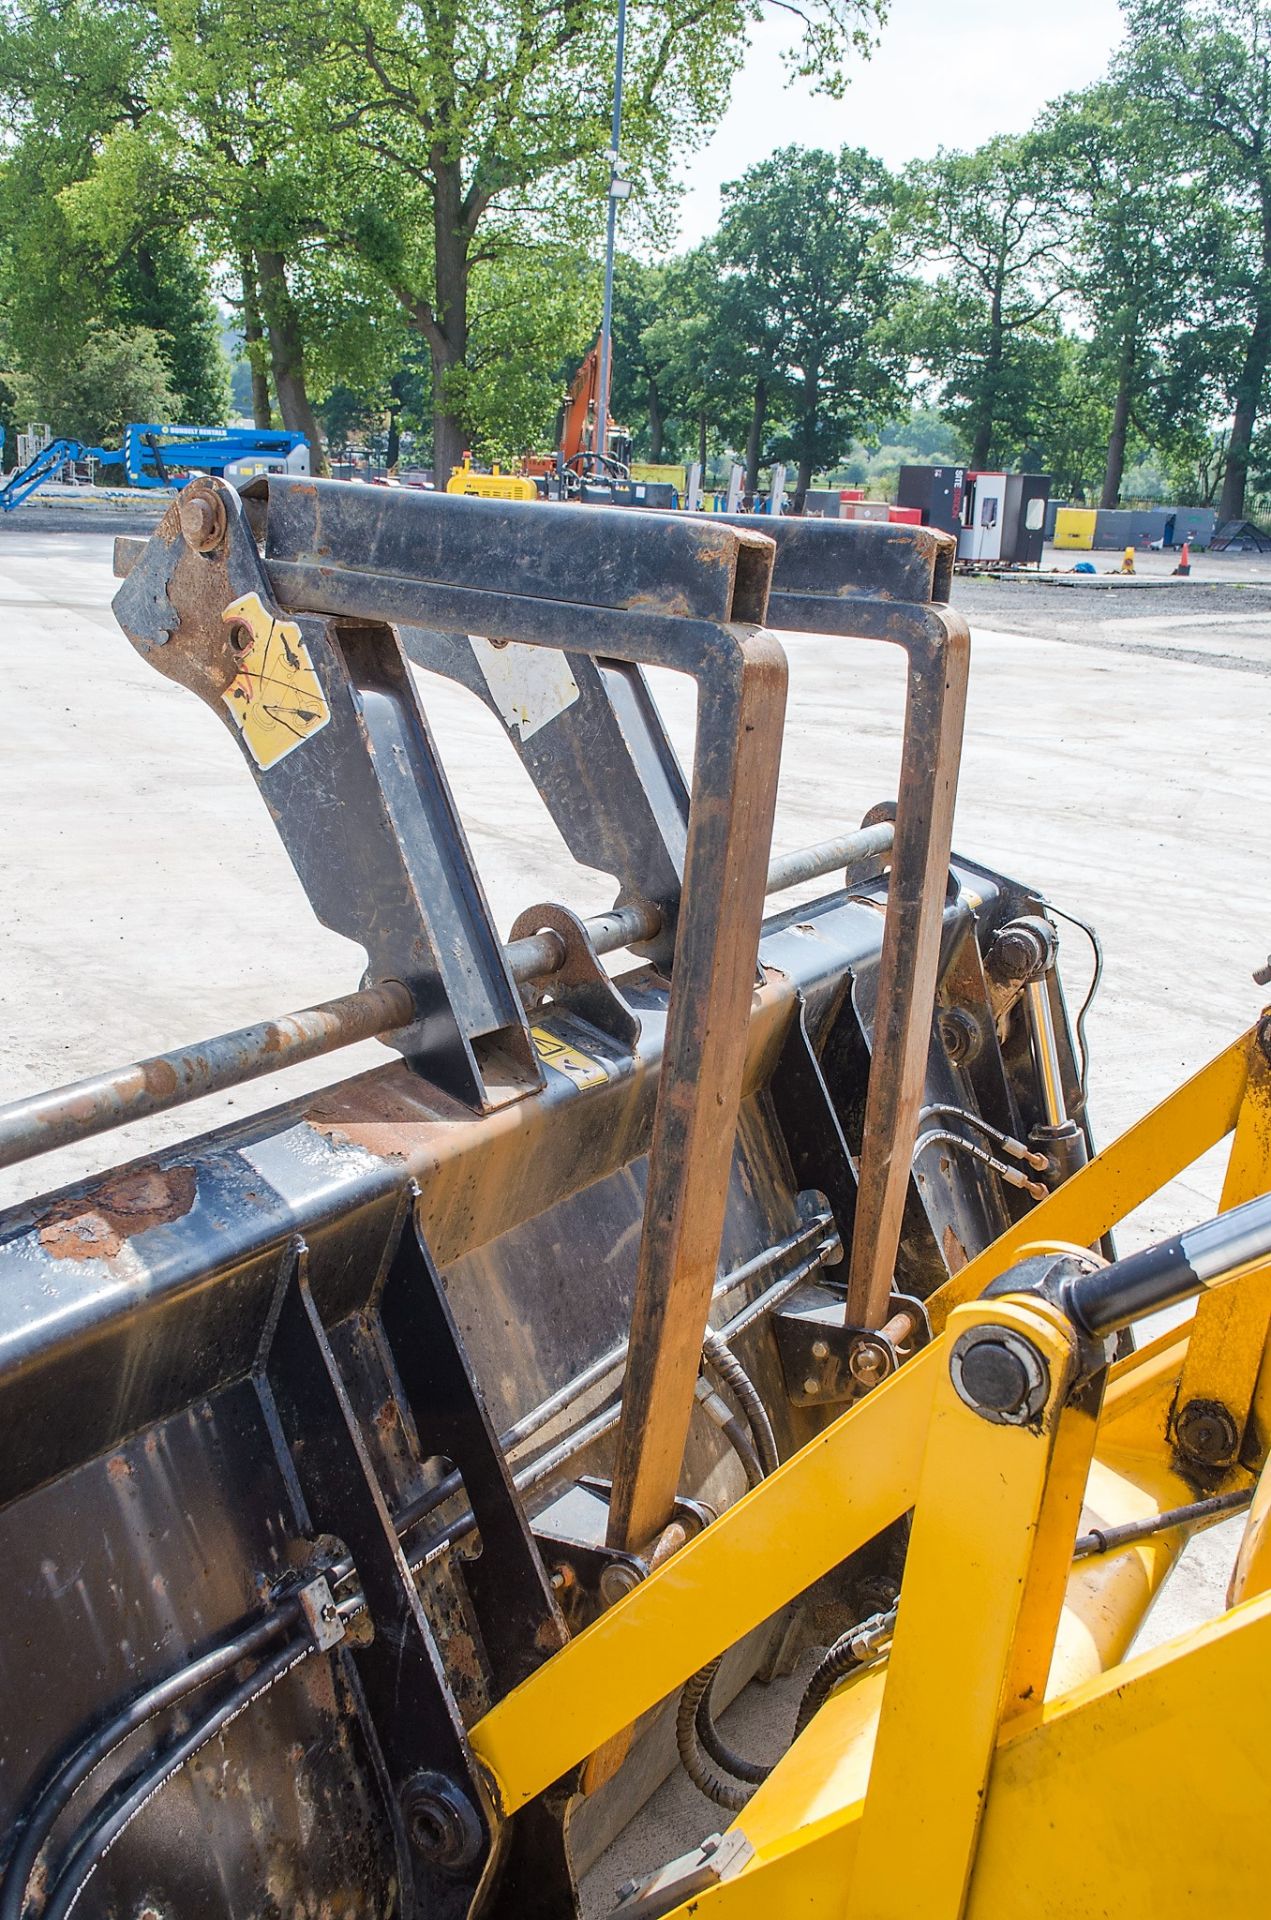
[112,479,540,1111]
[613,1831,754,1918]
[509,899,641,1050]
[773,1287,931,1406]
[532,1479,712,1627]
[375,1199,569,1696]
[255,1236,496,1919]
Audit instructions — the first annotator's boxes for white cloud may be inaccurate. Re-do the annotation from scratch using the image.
[668,0,1126,247]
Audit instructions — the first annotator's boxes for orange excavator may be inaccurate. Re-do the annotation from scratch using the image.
[524,339,632,496]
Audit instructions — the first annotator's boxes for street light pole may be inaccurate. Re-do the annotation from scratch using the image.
[593,0,628,472]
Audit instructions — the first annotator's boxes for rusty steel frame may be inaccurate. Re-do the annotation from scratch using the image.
[0,823,894,1177]
[112,476,787,1555]
[718,516,971,1330]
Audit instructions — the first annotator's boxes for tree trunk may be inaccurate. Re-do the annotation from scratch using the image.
[1219,291,1271,522]
[793,454,813,513]
[256,250,327,473]
[972,282,1004,470]
[697,408,707,475]
[239,255,272,429]
[1100,330,1137,509]
[386,406,401,471]
[648,383,665,462]
[745,378,768,495]
[428,156,470,485]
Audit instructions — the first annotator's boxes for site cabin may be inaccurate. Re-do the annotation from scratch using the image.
[896,465,1051,567]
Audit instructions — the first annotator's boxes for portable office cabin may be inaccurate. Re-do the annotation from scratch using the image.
[896,464,965,539]
[958,471,1050,566]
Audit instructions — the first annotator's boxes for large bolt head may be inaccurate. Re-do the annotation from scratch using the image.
[1174,1398,1239,1468]
[949,1325,1050,1425]
[399,1770,483,1870]
[959,1341,1029,1412]
[177,487,227,553]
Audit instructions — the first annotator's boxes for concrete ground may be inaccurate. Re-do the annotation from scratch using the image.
[1,516,1267,1904]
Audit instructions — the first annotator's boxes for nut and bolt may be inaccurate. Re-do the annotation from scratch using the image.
[848,1338,892,1390]
[598,1559,643,1607]
[802,1375,820,1397]
[986,916,1055,988]
[399,1771,482,1871]
[1174,1398,1240,1468]
[938,1006,983,1067]
[177,487,227,553]
[810,1338,830,1361]
[949,1326,1050,1426]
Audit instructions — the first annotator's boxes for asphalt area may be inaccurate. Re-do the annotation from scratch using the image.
[0,509,1267,1905]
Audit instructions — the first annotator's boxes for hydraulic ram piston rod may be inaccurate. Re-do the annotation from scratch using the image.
[0,821,895,1173]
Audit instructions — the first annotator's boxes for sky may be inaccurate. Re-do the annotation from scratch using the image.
[672,0,1127,247]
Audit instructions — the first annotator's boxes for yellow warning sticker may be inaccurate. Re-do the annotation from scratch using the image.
[221,591,331,770]
[531,1025,610,1090]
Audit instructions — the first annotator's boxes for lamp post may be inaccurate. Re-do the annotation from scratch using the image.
[593,0,629,471]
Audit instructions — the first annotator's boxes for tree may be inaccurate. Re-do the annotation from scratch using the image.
[1041,84,1211,505]
[640,247,729,473]
[609,255,673,460]
[897,135,1070,470]
[1119,0,1271,518]
[717,146,908,502]
[0,3,228,428]
[9,322,175,443]
[318,0,886,484]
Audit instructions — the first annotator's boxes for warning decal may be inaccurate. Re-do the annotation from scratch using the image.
[531,1025,610,1091]
[221,591,331,770]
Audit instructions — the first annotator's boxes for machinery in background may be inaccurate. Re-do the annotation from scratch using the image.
[897,463,1051,567]
[519,339,669,505]
[0,420,308,512]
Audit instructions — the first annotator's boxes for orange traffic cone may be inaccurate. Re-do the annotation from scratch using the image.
[1174,539,1191,576]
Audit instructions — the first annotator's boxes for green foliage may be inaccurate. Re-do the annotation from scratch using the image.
[713,146,907,490]
[895,135,1069,469]
[9,322,176,443]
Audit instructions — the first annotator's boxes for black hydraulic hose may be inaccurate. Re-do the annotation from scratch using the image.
[693,1660,772,1789]
[38,1638,307,1920]
[718,1412,765,1492]
[794,1637,866,1740]
[1044,900,1103,1114]
[676,1386,774,1808]
[702,1331,780,1477]
[675,1663,756,1813]
[794,1607,898,1740]
[0,1606,296,1920]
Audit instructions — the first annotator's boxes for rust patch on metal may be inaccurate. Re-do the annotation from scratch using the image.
[38,1164,197,1261]
[942,1223,968,1273]
[622,590,694,618]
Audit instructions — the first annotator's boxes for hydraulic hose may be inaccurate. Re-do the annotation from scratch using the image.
[0,1606,297,1920]
[37,1639,307,1920]
[702,1331,780,1476]
[675,1662,758,1812]
[678,1353,781,1808]
[794,1607,897,1740]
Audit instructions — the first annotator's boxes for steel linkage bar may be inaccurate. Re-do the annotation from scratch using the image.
[0,825,892,1174]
